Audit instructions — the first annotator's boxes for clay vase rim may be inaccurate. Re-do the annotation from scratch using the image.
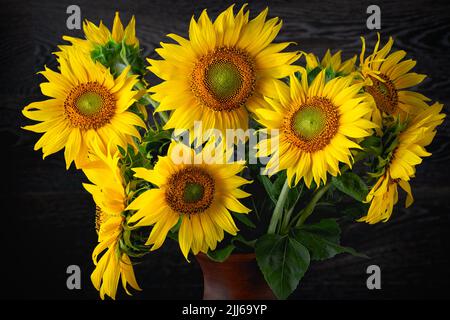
[196,252,256,263]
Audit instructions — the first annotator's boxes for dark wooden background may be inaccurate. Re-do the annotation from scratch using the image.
[1,0,449,299]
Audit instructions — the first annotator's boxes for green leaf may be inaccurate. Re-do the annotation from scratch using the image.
[257,172,287,205]
[360,136,382,156]
[256,234,310,299]
[340,202,369,221]
[271,172,288,205]
[332,172,368,202]
[258,175,276,204]
[231,234,256,248]
[285,183,303,211]
[232,212,256,229]
[272,173,287,197]
[297,219,340,243]
[293,219,368,261]
[207,244,235,262]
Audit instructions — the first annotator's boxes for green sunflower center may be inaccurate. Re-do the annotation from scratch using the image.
[183,182,205,203]
[191,47,256,112]
[284,97,340,153]
[206,62,243,101]
[293,106,327,140]
[166,167,215,215]
[76,92,103,116]
[377,82,389,96]
[64,82,116,130]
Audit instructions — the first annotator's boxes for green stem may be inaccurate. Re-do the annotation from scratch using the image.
[157,111,169,124]
[280,206,295,234]
[267,179,290,234]
[134,80,146,91]
[280,186,302,234]
[295,183,331,227]
[153,113,162,131]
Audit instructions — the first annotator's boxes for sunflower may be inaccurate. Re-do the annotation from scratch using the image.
[305,50,356,76]
[62,12,138,54]
[255,70,376,187]
[22,46,145,169]
[359,34,430,128]
[360,102,445,224]
[83,145,141,299]
[126,140,252,259]
[148,5,300,141]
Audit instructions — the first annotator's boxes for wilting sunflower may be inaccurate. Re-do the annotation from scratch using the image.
[62,12,138,54]
[256,70,375,187]
[126,140,251,259]
[359,34,429,128]
[360,102,445,224]
[305,50,356,76]
[83,145,141,299]
[22,46,145,169]
[148,5,300,140]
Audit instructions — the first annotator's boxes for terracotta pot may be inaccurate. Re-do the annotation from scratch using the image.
[196,252,276,300]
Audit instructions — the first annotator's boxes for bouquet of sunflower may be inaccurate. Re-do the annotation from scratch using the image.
[22,5,444,300]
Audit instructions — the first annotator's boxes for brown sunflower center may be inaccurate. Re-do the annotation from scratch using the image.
[191,47,256,112]
[165,166,215,215]
[64,82,116,130]
[366,74,398,114]
[283,97,340,153]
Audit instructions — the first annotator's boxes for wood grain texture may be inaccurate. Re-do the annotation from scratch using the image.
[1,0,449,299]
